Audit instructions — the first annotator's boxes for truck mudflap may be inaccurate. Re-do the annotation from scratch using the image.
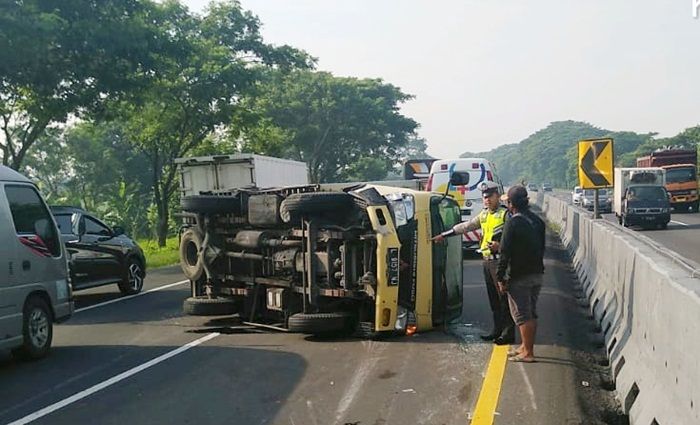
[366,205,401,332]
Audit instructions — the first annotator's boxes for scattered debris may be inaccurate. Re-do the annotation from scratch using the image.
[582,380,590,387]
[402,388,416,393]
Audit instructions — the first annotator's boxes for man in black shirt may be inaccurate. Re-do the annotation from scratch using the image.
[497,185,545,363]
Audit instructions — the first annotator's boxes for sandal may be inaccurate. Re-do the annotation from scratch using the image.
[509,355,536,363]
[507,348,522,357]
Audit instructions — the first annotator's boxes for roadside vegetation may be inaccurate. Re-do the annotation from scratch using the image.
[138,237,180,269]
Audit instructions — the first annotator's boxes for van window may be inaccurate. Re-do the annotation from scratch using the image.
[5,185,61,257]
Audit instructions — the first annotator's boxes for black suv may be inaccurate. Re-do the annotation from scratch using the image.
[50,206,147,295]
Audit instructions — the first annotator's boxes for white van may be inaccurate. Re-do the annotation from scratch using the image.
[426,158,504,250]
[0,166,72,359]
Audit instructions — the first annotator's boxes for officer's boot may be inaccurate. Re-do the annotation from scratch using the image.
[494,321,515,345]
[480,313,502,341]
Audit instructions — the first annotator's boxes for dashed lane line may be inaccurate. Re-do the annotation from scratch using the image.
[75,280,189,313]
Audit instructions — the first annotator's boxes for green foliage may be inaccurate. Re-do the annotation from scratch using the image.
[110,0,312,246]
[239,70,418,183]
[137,236,180,269]
[0,0,160,169]
[462,121,657,188]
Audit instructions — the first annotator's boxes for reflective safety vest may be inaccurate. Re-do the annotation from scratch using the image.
[479,206,508,258]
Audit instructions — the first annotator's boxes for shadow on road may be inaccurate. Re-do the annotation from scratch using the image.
[0,343,306,425]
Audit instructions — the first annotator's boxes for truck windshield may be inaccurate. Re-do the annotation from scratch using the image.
[628,186,667,201]
[666,168,697,183]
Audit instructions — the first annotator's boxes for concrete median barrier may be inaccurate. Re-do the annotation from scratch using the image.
[536,192,700,425]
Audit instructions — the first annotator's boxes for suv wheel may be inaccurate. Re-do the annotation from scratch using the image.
[119,260,144,295]
[12,296,53,360]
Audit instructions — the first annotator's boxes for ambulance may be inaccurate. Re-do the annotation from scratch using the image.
[426,158,504,250]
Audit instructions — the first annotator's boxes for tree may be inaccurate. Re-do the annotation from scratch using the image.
[0,0,160,169]
[114,0,312,246]
[241,70,419,183]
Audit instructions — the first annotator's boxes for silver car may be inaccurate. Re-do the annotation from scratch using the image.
[0,166,73,360]
[582,189,612,212]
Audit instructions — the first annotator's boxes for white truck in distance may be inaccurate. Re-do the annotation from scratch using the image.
[613,167,671,229]
[175,154,309,196]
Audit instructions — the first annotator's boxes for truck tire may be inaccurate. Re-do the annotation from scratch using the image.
[180,228,204,281]
[692,201,699,213]
[181,195,244,215]
[280,192,354,223]
[183,296,238,316]
[287,312,353,334]
[12,296,53,360]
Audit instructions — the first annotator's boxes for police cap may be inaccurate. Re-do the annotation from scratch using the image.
[479,181,500,196]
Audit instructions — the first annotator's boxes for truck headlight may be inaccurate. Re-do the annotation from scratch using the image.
[691,190,698,195]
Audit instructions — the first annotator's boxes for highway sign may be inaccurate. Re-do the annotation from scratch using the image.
[578,138,614,189]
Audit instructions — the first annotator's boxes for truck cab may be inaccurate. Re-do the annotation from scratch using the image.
[664,164,698,212]
[614,168,671,229]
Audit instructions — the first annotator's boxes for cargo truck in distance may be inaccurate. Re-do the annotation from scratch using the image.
[636,149,698,212]
[614,168,671,229]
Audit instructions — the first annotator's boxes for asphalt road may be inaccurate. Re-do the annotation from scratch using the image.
[0,227,622,425]
[548,189,700,266]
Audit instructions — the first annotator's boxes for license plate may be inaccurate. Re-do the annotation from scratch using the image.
[644,216,655,221]
[387,248,400,286]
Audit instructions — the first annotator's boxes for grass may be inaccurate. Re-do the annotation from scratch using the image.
[137,236,180,269]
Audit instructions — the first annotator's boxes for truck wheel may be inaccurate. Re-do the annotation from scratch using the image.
[180,228,204,281]
[118,259,145,295]
[183,296,238,316]
[287,312,353,334]
[12,296,53,360]
[181,195,244,215]
[692,201,699,213]
[280,192,354,223]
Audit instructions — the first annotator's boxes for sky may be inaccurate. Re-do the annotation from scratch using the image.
[183,0,700,158]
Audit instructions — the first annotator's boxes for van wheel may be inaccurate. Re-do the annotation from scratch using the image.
[179,228,204,281]
[119,260,144,295]
[287,312,353,334]
[183,296,238,316]
[12,297,53,360]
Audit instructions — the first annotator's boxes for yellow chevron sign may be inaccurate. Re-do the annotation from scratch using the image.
[578,138,614,189]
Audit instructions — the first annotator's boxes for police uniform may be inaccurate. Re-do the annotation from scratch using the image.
[439,181,515,343]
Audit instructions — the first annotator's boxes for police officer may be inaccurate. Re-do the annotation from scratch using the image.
[432,181,515,344]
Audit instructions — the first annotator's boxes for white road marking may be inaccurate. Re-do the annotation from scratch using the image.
[334,343,387,424]
[670,220,689,227]
[6,332,220,425]
[518,363,538,411]
[75,280,188,313]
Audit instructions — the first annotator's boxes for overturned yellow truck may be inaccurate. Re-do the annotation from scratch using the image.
[178,174,467,337]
